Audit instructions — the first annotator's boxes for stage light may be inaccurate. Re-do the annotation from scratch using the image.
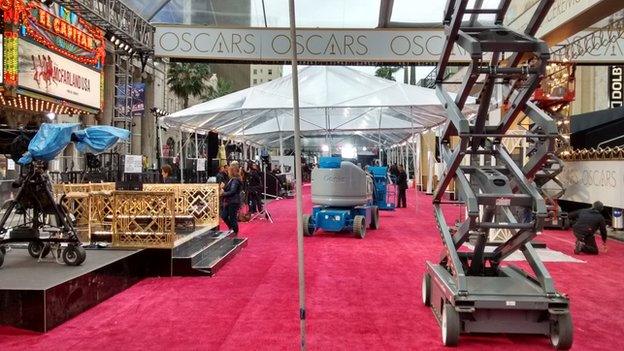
[46,112,56,121]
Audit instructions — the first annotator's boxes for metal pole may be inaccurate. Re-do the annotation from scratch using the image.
[404,143,410,181]
[288,1,307,349]
[179,130,184,183]
[155,116,162,172]
[279,131,285,173]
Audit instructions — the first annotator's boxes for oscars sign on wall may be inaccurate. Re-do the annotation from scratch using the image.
[18,40,101,109]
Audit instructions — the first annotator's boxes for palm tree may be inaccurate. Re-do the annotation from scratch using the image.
[167,62,212,108]
[375,66,401,81]
[202,79,234,101]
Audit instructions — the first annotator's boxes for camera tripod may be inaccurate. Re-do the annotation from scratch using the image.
[0,161,86,268]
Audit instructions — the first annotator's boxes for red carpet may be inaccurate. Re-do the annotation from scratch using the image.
[1,186,623,350]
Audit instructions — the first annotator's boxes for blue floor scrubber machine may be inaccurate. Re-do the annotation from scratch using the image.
[303,157,379,239]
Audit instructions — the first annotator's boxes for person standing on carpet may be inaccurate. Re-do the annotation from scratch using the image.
[220,163,243,235]
[216,165,229,185]
[396,165,408,208]
[246,163,263,214]
[569,201,608,255]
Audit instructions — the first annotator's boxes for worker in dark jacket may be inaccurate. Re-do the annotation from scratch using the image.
[220,164,243,235]
[396,165,408,208]
[569,201,608,255]
[216,165,229,185]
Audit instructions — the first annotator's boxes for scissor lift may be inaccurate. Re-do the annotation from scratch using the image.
[422,1,572,349]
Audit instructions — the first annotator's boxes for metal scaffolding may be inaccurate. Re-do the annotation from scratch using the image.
[55,0,154,53]
[113,53,135,154]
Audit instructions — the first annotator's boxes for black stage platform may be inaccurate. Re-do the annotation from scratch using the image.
[0,227,246,332]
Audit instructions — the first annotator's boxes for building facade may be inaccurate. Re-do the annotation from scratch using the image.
[250,65,283,86]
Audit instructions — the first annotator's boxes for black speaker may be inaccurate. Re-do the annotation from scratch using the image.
[207,131,219,159]
[209,158,220,176]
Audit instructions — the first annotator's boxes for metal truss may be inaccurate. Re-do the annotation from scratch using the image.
[432,0,561,296]
[113,53,135,154]
[55,0,154,53]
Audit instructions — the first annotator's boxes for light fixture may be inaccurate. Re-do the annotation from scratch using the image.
[46,112,56,121]
[321,144,329,152]
[362,146,367,151]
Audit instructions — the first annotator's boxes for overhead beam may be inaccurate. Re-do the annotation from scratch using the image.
[377,0,395,28]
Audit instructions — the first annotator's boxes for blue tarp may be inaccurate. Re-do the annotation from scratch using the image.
[18,123,131,165]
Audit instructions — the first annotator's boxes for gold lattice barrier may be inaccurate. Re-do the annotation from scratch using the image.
[143,184,220,228]
[54,183,116,240]
[59,192,91,243]
[112,191,176,248]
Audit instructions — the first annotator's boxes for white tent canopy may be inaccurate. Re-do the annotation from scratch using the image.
[161,66,473,147]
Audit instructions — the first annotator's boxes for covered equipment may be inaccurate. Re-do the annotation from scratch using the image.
[303,157,379,239]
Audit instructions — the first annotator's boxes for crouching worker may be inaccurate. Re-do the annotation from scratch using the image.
[220,163,243,235]
[569,201,608,255]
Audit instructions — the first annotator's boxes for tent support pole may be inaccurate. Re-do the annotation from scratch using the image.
[157,118,163,171]
[279,131,285,173]
[179,130,184,183]
[411,122,419,189]
[404,143,409,181]
[288,1,307,350]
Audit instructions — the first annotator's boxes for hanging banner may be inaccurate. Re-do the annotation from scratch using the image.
[115,83,146,116]
[560,160,624,208]
[154,26,471,64]
[608,65,624,108]
[18,40,102,108]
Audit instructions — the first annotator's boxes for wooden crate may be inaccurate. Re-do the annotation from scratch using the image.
[111,191,176,248]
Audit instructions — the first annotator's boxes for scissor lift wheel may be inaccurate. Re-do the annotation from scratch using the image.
[441,303,460,346]
[421,273,431,306]
[550,313,573,350]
